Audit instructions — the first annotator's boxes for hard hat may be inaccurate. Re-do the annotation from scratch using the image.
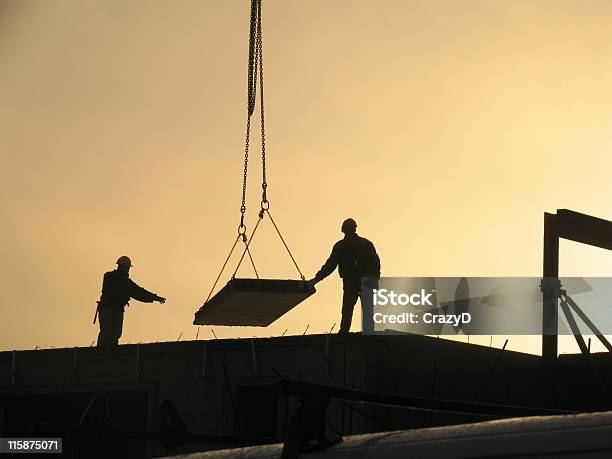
[116,256,133,267]
[341,218,357,233]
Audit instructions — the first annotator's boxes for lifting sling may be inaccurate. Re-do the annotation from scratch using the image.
[194,0,314,327]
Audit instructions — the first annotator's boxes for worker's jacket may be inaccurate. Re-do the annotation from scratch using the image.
[98,269,158,311]
[314,234,381,286]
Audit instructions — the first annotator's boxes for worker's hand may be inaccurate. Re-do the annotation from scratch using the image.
[156,296,166,304]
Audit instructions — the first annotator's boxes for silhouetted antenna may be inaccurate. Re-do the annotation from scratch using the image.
[211,329,218,339]
[302,324,309,335]
[281,329,288,336]
[588,337,592,353]
[329,323,336,334]
[478,338,508,402]
[177,332,183,342]
[195,327,200,340]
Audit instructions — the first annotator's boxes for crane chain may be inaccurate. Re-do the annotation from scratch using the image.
[240,0,261,237]
[239,116,251,238]
[204,0,307,307]
[256,1,268,208]
[247,0,259,117]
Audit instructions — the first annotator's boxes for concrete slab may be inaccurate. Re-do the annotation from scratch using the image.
[193,279,316,326]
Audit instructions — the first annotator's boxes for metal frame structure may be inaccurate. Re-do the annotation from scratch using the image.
[543,209,612,362]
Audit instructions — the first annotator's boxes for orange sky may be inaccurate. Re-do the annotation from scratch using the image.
[2,0,612,354]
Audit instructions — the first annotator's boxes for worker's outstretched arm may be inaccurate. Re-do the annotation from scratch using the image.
[312,245,339,284]
[128,279,166,304]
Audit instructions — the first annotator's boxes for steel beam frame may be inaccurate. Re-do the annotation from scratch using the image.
[542,209,612,362]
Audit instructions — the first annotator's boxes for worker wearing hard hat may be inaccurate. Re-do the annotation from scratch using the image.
[95,256,166,348]
[310,219,380,334]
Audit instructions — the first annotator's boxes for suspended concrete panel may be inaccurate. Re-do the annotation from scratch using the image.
[194,278,316,327]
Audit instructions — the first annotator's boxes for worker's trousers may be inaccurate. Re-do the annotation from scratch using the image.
[97,308,124,348]
[340,278,374,334]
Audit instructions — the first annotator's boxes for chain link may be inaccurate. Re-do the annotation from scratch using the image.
[240,115,251,234]
[206,0,305,301]
[240,0,261,235]
[257,2,268,206]
[247,0,259,117]
[241,0,268,234]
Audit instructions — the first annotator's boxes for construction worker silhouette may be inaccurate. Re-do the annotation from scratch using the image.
[95,256,166,348]
[310,219,380,334]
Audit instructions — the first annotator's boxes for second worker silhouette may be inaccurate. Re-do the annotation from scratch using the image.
[310,218,380,334]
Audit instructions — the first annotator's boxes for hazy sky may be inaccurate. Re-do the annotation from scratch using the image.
[3,0,612,354]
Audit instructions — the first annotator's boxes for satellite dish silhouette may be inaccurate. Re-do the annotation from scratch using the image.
[480,278,592,308]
